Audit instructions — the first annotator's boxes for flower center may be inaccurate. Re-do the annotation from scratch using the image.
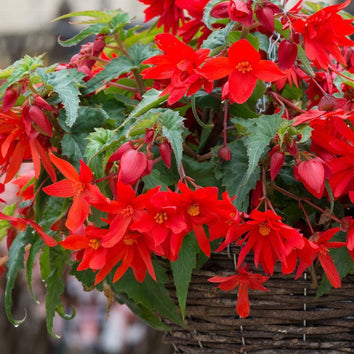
[236,61,252,74]
[88,238,101,250]
[188,203,200,216]
[258,223,271,236]
[123,237,136,246]
[122,205,134,216]
[74,182,85,193]
[154,212,168,224]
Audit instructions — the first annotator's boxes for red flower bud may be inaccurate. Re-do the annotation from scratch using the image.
[26,105,53,137]
[278,40,298,70]
[294,157,330,198]
[2,85,21,112]
[318,94,347,111]
[218,145,232,161]
[270,151,284,180]
[92,34,106,57]
[159,141,172,168]
[229,0,253,27]
[118,149,148,184]
[109,141,135,162]
[145,128,154,144]
[255,2,280,33]
[34,95,55,111]
[210,2,230,18]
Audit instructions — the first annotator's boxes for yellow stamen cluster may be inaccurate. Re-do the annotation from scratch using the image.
[258,223,271,236]
[122,205,134,216]
[154,212,168,224]
[236,61,252,74]
[188,203,200,216]
[88,238,101,250]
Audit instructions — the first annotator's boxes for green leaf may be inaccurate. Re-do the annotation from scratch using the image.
[233,112,283,185]
[26,238,44,304]
[214,139,260,211]
[129,89,167,119]
[53,10,113,22]
[159,109,185,169]
[58,106,107,166]
[111,266,186,328]
[43,247,68,338]
[58,23,107,47]
[297,45,315,77]
[5,229,32,325]
[47,69,85,127]
[115,292,169,331]
[334,70,354,91]
[171,235,197,318]
[128,44,159,67]
[227,32,259,50]
[83,56,134,94]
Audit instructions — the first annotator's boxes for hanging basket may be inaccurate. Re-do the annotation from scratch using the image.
[163,248,354,353]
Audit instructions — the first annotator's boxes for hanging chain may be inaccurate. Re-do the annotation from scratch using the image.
[256,32,281,114]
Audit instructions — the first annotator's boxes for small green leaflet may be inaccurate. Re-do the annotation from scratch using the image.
[83,56,134,94]
[5,229,33,325]
[233,112,283,186]
[297,45,315,77]
[171,235,197,319]
[203,0,225,30]
[47,69,85,127]
[58,23,107,47]
[129,89,167,119]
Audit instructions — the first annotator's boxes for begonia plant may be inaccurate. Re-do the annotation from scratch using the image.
[0,0,353,334]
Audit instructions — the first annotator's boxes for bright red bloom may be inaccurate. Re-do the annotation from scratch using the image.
[42,152,103,232]
[91,182,158,248]
[0,110,56,183]
[217,209,304,275]
[293,0,354,70]
[199,39,285,104]
[139,0,185,34]
[296,228,346,288]
[209,266,269,318]
[94,229,156,285]
[178,181,235,257]
[130,190,188,248]
[142,33,213,105]
[60,225,109,271]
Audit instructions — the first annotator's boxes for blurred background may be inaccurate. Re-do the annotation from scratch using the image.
[0,1,173,354]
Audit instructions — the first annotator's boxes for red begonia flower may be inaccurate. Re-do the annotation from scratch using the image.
[142,33,213,105]
[199,39,285,104]
[293,0,354,69]
[209,266,269,318]
[217,209,304,275]
[43,152,103,232]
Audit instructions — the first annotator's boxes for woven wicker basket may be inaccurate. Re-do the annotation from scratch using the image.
[163,248,354,353]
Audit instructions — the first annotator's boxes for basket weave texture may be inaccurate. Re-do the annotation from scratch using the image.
[163,249,354,353]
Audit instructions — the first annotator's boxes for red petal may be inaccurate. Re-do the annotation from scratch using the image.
[66,194,91,232]
[228,39,260,67]
[318,253,341,288]
[237,284,250,318]
[60,235,88,250]
[49,151,80,182]
[192,223,211,257]
[43,179,75,198]
[198,57,233,80]
[254,60,285,82]
[228,69,257,104]
[118,150,147,184]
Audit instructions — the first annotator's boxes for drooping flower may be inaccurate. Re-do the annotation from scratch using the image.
[142,33,213,105]
[296,228,346,288]
[0,110,56,183]
[178,181,235,257]
[209,265,269,318]
[293,0,354,69]
[42,152,104,232]
[199,39,285,104]
[94,229,156,285]
[60,225,109,271]
[217,209,304,275]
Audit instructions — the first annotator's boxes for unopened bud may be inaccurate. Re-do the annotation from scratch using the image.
[218,145,232,161]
